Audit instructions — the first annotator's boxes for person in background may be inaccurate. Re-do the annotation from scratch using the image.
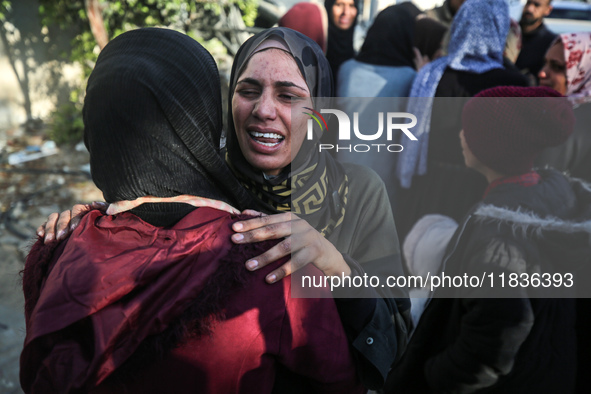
[414,16,448,64]
[504,18,523,70]
[397,1,423,19]
[394,0,529,243]
[335,3,418,213]
[425,0,466,55]
[536,32,591,182]
[325,0,359,79]
[536,35,591,393]
[278,2,328,53]
[425,0,465,27]
[515,0,556,84]
[386,85,585,393]
[19,28,365,394]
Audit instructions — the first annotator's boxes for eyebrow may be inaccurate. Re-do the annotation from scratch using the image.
[236,77,308,92]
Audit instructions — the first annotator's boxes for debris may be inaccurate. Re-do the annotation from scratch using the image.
[7,140,58,165]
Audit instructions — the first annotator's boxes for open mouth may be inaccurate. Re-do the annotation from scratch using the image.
[248,131,285,147]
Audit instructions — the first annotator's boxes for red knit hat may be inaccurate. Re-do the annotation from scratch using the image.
[462,86,575,175]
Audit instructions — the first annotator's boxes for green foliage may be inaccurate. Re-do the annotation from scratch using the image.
[0,1,11,21]
[33,0,258,144]
[38,0,259,78]
[48,103,84,145]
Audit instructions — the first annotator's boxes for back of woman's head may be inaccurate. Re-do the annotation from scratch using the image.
[356,4,416,68]
[415,17,448,61]
[447,0,508,69]
[279,2,328,53]
[84,28,237,205]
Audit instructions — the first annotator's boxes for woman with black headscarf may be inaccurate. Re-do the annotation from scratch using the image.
[225,27,409,390]
[19,28,364,393]
[325,0,360,79]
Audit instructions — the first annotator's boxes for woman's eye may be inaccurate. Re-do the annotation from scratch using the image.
[238,89,259,98]
[549,62,566,73]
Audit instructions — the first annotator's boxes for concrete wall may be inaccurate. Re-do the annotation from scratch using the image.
[0,0,82,133]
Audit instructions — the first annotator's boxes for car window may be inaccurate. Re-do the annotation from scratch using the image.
[549,8,591,21]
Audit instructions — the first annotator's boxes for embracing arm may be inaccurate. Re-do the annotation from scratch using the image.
[232,166,411,389]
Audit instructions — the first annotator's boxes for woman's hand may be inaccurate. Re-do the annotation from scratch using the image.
[37,201,108,243]
[232,211,351,283]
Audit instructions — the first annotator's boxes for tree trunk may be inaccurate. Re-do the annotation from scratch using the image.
[0,23,32,120]
[85,0,108,50]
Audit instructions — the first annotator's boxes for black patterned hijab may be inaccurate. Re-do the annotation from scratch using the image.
[226,27,348,236]
[84,28,255,225]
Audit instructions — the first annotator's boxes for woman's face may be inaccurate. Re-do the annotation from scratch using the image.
[539,41,567,95]
[331,0,357,30]
[232,49,312,176]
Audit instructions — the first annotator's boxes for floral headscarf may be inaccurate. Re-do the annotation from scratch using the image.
[559,32,591,102]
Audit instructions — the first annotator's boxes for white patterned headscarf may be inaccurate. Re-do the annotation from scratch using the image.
[559,32,591,104]
[397,0,509,188]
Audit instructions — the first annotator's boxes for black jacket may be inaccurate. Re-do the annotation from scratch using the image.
[515,23,557,83]
[386,169,591,393]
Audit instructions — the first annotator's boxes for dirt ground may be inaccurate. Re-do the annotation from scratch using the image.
[0,123,102,393]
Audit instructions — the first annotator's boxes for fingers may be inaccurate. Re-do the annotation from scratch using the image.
[232,217,292,244]
[245,236,292,272]
[265,260,293,284]
[39,202,104,244]
[263,246,316,283]
[42,212,59,243]
[36,222,46,238]
[232,212,292,235]
[55,210,72,241]
[241,209,267,217]
[91,201,108,211]
[69,203,95,233]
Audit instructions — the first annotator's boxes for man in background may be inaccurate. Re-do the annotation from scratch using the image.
[515,0,556,84]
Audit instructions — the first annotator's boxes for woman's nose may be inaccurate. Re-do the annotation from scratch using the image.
[253,92,276,120]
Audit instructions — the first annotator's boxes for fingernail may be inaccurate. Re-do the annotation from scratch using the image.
[233,222,243,231]
[232,233,244,242]
[246,260,258,270]
[45,234,54,242]
[57,230,65,240]
[37,230,43,237]
[267,274,277,283]
[70,223,77,231]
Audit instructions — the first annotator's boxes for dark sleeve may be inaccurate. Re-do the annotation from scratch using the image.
[333,254,411,390]
[332,164,411,390]
[424,239,535,392]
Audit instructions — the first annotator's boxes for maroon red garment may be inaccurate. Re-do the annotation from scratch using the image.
[20,208,364,393]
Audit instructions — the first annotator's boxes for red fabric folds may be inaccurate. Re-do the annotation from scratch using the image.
[20,208,364,393]
[21,208,243,392]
